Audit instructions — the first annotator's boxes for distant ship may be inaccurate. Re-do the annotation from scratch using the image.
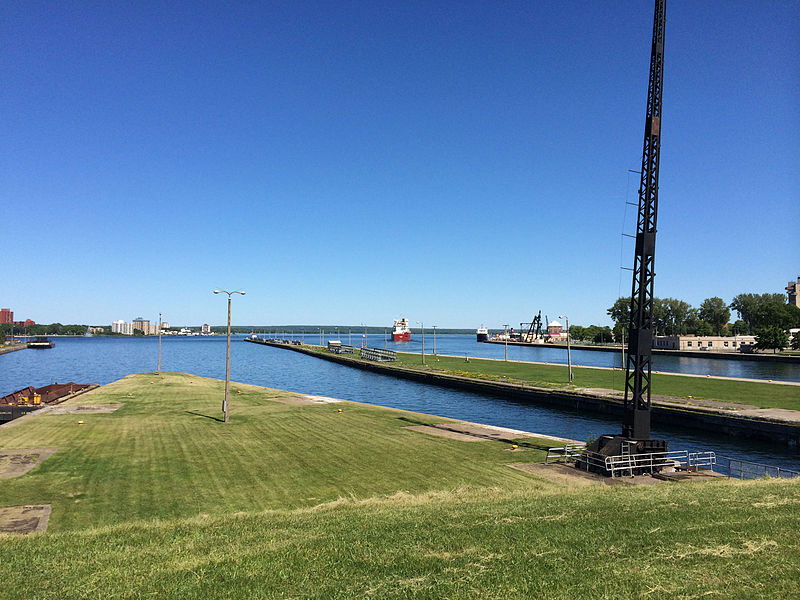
[391,318,411,342]
[27,336,54,349]
[476,326,489,342]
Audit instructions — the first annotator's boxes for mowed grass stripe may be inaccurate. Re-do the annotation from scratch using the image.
[2,480,799,599]
[0,373,546,532]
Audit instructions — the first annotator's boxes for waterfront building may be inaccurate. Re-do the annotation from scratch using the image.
[788,276,800,308]
[132,317,150,335]
[654,335,757,352]
[161,321,170,330]
[546,320,568,341]
[0,308,13,324]
[201,323,211,334]
[111,320,134,335]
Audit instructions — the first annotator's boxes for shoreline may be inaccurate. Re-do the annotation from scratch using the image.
[251,340,800,447]
[0,344,27,355]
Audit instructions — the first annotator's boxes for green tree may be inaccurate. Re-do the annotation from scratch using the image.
[661,297,692,335]
[607,297,630,329]
[752,300,800,332]
[694,320,713,336]
[730,293,787,334]
[592,326,613,344]
[731,319,748,336]
[699,297,730,336]
[755,326,789,354]
[568,325,587,342]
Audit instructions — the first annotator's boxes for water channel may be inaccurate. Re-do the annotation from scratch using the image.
[2,335,798,472]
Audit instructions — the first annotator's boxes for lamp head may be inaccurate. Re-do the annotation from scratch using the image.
[213,290,223,294]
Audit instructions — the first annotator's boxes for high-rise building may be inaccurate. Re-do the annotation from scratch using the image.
[111,320,134,335]
[132,317,150,335]
[788,276,800,308]
[0,308,13,324]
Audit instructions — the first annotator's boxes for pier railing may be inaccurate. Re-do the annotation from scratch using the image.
[360,347,398,362]
[716,456,800,480]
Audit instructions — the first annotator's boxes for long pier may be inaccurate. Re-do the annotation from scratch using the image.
[481,339,800,363]
[246,339,800,446]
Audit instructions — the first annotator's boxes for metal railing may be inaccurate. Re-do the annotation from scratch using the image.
[717,456,800,480]
[360,347,398,362]
[576,449,716,478]
[545,444,587,464]
[329,344,356,354]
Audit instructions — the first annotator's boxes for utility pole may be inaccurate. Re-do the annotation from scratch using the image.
[213,290,245,423]
[623,0,666,441]
[157,312,162,375]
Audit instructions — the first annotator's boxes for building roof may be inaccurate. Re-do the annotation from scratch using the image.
[547,320,562,328]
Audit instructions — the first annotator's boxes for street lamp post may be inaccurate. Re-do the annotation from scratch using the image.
[158,312,162,374]
[558,315,573,383]
[503,324,509,361]
[432,325,437,356]
[214,289,246,422]
[416,321,425,365]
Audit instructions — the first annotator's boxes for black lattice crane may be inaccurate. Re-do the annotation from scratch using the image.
[623,0,666,440]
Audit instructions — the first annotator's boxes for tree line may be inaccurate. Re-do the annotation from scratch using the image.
[603,293,800,351]
[0,323,91,339]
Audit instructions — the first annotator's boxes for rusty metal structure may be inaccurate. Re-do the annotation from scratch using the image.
[623,0,667,441]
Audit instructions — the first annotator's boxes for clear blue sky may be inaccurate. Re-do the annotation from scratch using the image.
[3,1,798,328]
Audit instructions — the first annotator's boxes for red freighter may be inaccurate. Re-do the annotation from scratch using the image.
[391,318,411,341]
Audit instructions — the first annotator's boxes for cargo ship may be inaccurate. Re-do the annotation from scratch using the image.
[391,318,411,341]
[476,326,489,342]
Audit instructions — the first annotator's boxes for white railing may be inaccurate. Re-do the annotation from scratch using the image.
[545,444,587,464]
[577,449,717,478]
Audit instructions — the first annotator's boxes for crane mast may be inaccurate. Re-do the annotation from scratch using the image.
[623,0,666,440]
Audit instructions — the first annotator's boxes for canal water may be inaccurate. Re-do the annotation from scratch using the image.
[2,335,798,472]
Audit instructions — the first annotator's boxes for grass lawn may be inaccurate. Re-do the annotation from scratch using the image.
[2,372,799,599]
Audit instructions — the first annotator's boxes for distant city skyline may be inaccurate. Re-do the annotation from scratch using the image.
[3,2,798,328]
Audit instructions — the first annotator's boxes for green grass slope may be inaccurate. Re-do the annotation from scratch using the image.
[1,373,799,599]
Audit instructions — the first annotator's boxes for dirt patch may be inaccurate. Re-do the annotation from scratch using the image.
[0,448,58,478]
[46,403,123,415]
[0,505,52,535]
[405,425,487,442]
[301,394,343,404]
[268,395,342,406]
[510,462,612,486]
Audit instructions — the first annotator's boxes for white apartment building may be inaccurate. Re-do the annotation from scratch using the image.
[111,320,134,335]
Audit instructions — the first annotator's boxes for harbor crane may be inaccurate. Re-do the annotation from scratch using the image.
[623,0,666,444]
